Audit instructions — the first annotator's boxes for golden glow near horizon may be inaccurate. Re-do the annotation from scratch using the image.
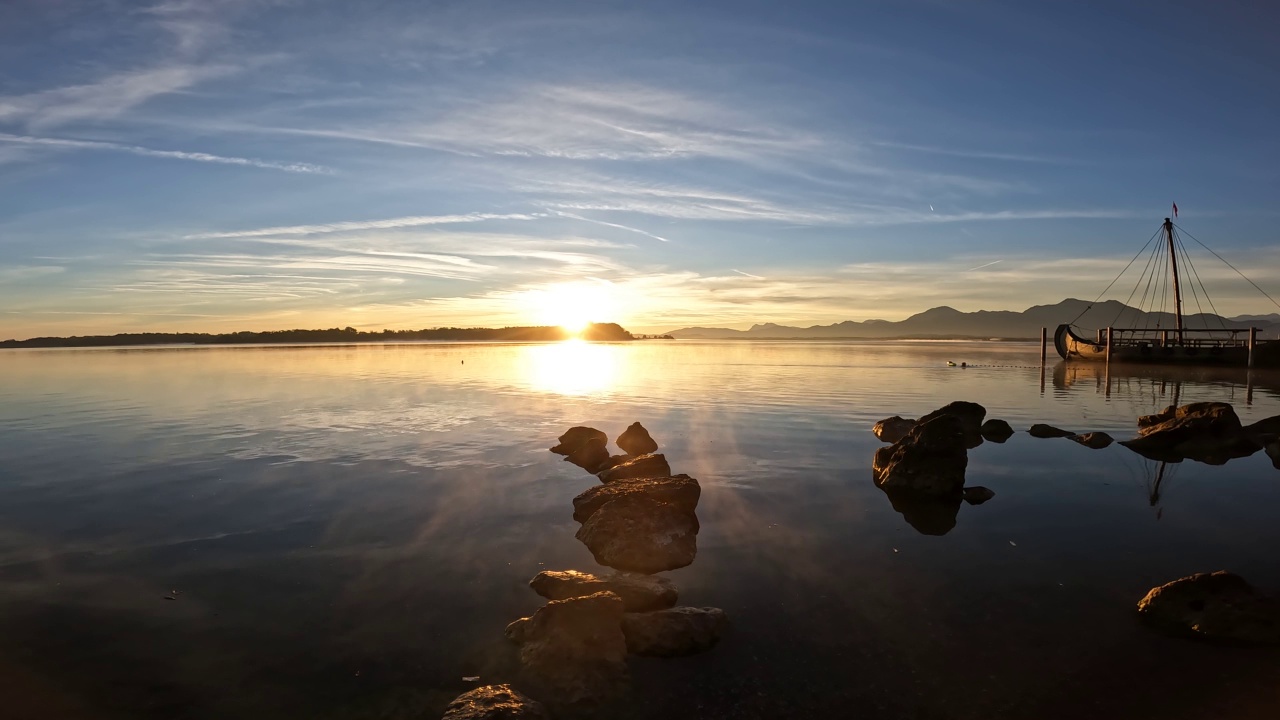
[523,339,620,396]
[525,280,618,334]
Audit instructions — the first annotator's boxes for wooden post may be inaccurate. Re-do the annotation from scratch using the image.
[1040,327,1048,364]
[1161,330,1168,346]
[1096,329,1104,344]
[1105,327,1113,398]
[1248,327,1257,368]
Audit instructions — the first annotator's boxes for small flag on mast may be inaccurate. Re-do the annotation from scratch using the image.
[1172,202,1178,218]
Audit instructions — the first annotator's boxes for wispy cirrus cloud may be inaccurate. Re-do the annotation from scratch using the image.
[0,65,235,130]
[0,132,330,174]
[183,213,541,240]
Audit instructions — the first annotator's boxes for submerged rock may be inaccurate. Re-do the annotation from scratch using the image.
[872,416,917,444]
[617,422,659,456]
[621,606,729,657]
[962,486,995,505]
[1028,423,1075,439]
[596,453,672,482]
[529,570,678,612]
[1121,402,1261,464]
[980,419,1015,443]
[1071,432,1114,449]
[565,436,610,472]
[504,592,629,705]
[872,414,968,497]
[882,489,961,535]
[551,426,607,455]
[918,401,987,448]
[572,474,700,523]
[1136,571,1280,645]
[441,684,550,720]
[575,495,698,574]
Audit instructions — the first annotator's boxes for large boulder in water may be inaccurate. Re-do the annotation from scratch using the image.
[1136,571,1280,645]
[872,414,968,497]
[575,495,698,574]
[551,426,607,455]
[980,419,1014,443]
[596,453,671,482]
[1121,402,1262,464]
[918,401,986,448]
[1244,414,1280,437]
[529,570,678,612]
[572,474,700,523]
[872,416,916,444]
[621,606,729,657]
[441,684,550,720]
[503,592,628,705]
[616,422,659,456]
[565,436,610,472]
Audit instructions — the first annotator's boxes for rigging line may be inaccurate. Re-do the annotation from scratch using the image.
[1174,231,1229,333]
[1070,225,1163,326]
[1137,236,1164,327]
[1127,235,1164,331]
[1178,238,1209,328]
[1112,233,1161,329]
[1175,221,1280,314]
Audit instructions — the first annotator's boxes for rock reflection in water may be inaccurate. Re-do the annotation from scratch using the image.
[881,488,962,536]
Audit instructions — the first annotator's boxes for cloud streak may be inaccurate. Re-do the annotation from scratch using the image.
[0,133,330,174]
[183,213,542,240]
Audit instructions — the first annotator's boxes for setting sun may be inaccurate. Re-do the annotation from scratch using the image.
[528,281,617,334]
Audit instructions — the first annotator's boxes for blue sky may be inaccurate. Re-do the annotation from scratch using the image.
[2,0,1278,337]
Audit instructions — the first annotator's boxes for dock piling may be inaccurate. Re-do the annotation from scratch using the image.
[1248,327,1257,368]
[1040,327,1047,364]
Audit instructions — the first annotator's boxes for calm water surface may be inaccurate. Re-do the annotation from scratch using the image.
[2,341,1279,719]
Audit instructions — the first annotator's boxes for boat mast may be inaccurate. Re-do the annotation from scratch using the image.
[1164,217,1184,343]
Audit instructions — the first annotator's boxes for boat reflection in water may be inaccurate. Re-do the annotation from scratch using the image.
[1051,359,1280,405]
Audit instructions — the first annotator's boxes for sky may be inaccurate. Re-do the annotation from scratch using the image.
[2,0,1279,338]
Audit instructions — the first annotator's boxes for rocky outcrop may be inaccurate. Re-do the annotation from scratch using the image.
[1136,571,1280,645]
[980,419,1014,443]
[621,606,729,657]
[529,570,678,612]
[1121,402,1262,464]
[575,495,698,574]
[872,414,968,497]
[441,684,551,720]
[873,416,916,444]
[617,422,659,456]
[565,436,610,472]
[596,453,672,482]
[550,426,607,455]
[572,474,700,523]
[918,401,986,448]
[504,592,629,705]
[1028,423,1074,439]
[1070,432,1114,449]
[962,486,995,505]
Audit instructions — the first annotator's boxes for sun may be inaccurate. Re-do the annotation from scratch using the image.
[529,281,616,335]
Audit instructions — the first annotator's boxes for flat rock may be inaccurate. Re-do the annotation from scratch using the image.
[621,606,729,657]
[962,486,995,505]
[873,416,916,444]
[918,401,987,448]
[572,474,700,523]
[575,495,698,574]
[551,426,607,455]
[1137,571,1280,645]
[529,570,678,612]
[504,592,628,705]
[617,421,659,456]
[1071,431,1114,449]
[1122,402,1261,464]
[1245,414,1280,437]
[980,419,1014,443]
[872,414,968,497]
[596,453,672,482]
[1028,423,1074,439]
[441,684,551,720]
[565,436,610,472]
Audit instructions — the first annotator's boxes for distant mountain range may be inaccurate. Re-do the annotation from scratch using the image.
[665,300,1280,340]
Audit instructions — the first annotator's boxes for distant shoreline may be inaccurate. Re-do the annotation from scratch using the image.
[0,323,651,349]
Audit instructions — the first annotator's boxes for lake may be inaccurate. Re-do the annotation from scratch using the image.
[2,340,1279,719]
